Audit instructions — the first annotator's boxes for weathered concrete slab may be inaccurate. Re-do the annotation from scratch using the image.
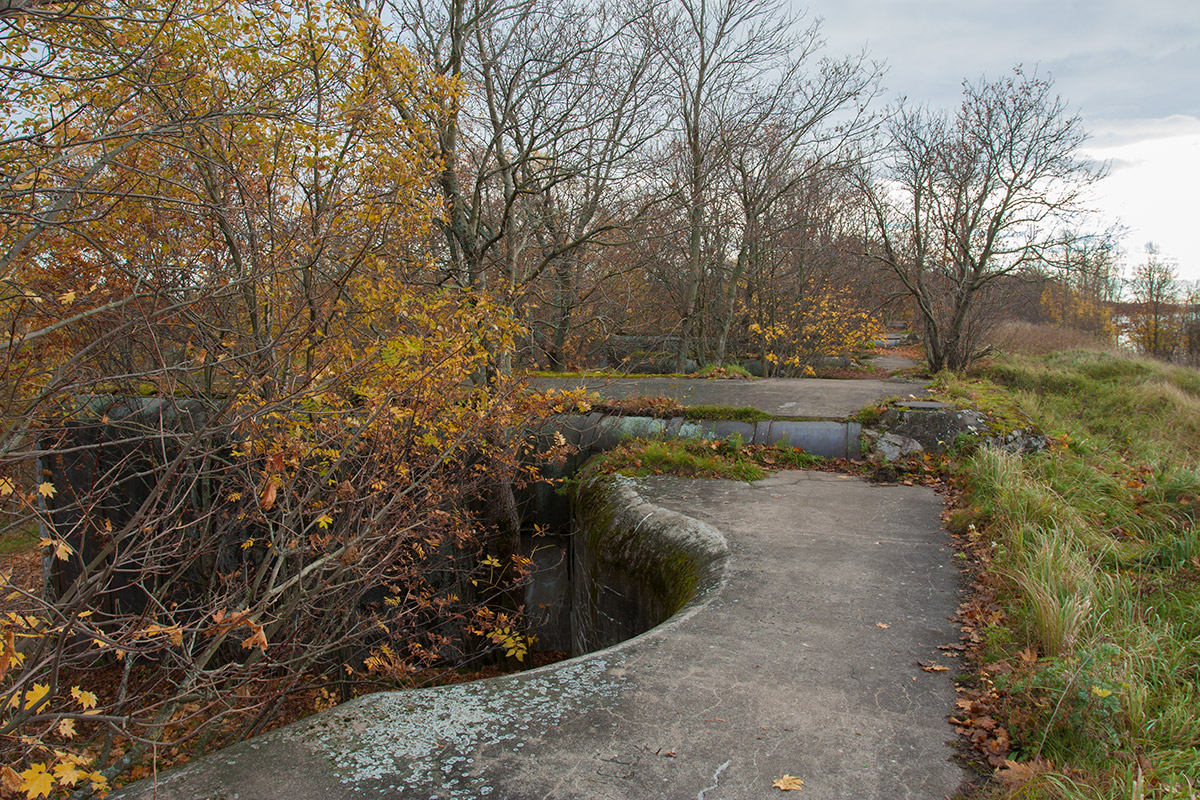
[533,376,928,419]
[114,472,968,800]
[869,354,922,374]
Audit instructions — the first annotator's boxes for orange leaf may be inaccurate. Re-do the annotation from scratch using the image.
[260,481,278,510]
[773,774,804,791]
[241,622,268,652]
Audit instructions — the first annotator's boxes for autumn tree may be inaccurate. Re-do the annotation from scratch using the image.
[863,68,1104,372]
[0,0,575,793]
[1126,243,1179,359]
[1038,229,1121,341]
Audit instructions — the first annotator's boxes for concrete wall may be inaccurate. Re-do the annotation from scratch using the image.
[568,474,726,656]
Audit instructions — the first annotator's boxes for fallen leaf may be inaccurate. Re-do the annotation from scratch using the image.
[19,763,53,798]
[917,660,950,672]
[1,765,21,794]
[875,622,890,629]
[773,774,804,791]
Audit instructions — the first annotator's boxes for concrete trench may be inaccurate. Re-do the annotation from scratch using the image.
[113,467,969,800]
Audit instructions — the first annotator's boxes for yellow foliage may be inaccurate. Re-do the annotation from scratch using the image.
[746,287,884,374]
[1039,283,1115,342]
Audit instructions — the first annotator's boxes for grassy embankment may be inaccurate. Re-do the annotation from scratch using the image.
[941,347,1200,799]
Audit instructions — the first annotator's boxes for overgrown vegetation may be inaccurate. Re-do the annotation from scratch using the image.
[586,395,777,423]
[940,350,1200,799]
[576,437,822,482]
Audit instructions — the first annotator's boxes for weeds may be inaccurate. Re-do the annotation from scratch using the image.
[953,350,1200,797]
[577,437,821,482]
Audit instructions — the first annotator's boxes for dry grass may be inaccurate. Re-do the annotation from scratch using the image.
[988,322,1115,357]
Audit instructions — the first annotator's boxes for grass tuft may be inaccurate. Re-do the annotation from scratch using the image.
[955,348,1200,797]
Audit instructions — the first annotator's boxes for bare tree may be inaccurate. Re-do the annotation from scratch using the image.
[863,68,1104,372]
[391,0,662,305]
[645,0,811,371]
[713,51,880,364]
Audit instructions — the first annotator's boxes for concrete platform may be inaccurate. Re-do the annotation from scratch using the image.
[114,472,968,800]
[533,377,928,420]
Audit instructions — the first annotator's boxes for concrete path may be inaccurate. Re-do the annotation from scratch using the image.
[533,377,928,419]
[869,354,921,375]
[115,472,968,800]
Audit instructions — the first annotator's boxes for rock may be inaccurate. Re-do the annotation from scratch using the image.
[873,407,990,455]
[988,427,1047,455]
[874,432,925,461]
[741,359,765,377]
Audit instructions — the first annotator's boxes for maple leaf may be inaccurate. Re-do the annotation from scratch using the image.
[71,687,98,710]
[18,763,53,798]
[0,477,13,496]
[773,774,804,791]
[52,760,85,786]
[241,621,268,652]
[917,660,950,672]
[57,718,76,739]
[37,482,56,499]
[11,682,51,712]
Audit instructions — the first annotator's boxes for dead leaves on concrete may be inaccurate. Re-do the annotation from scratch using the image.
[773,774,804,791]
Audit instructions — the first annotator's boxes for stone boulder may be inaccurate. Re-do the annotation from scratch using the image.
[863,400,1046,460]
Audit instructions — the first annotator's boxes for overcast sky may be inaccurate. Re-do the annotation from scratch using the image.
[804,0,1200,278]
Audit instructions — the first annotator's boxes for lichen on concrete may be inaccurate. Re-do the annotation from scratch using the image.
[290,655,624,797]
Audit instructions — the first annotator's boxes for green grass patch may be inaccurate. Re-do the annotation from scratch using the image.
[0,523,39,556]
[692,363,755,379]
[526,366,757,380]
[525,369,694,379]
[953,349,1200,797]
[577,437,822,482]
[588,395,777,424]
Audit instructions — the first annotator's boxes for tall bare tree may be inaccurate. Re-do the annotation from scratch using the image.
[863,68,1104,372]
[646,0,811,371]
[713,50,880,364]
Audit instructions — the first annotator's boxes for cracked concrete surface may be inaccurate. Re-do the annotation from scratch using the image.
[114,471,968,800]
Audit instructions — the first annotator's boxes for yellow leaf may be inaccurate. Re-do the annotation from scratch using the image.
[71,687,98,709]
[54,540,74,561]
[18,763,53,798]
[1091,686,1112,698]
[773,774,804,791]
[11,682,51,712]
[0,477,14,496]
[57,718,76,739]
[52,758,84,785]
[57,290,75,305]
[88,771,108,792]
[37,482,56,499]
[316,513,334,529]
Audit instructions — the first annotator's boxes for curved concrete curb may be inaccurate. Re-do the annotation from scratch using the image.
[111,476,730,800]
